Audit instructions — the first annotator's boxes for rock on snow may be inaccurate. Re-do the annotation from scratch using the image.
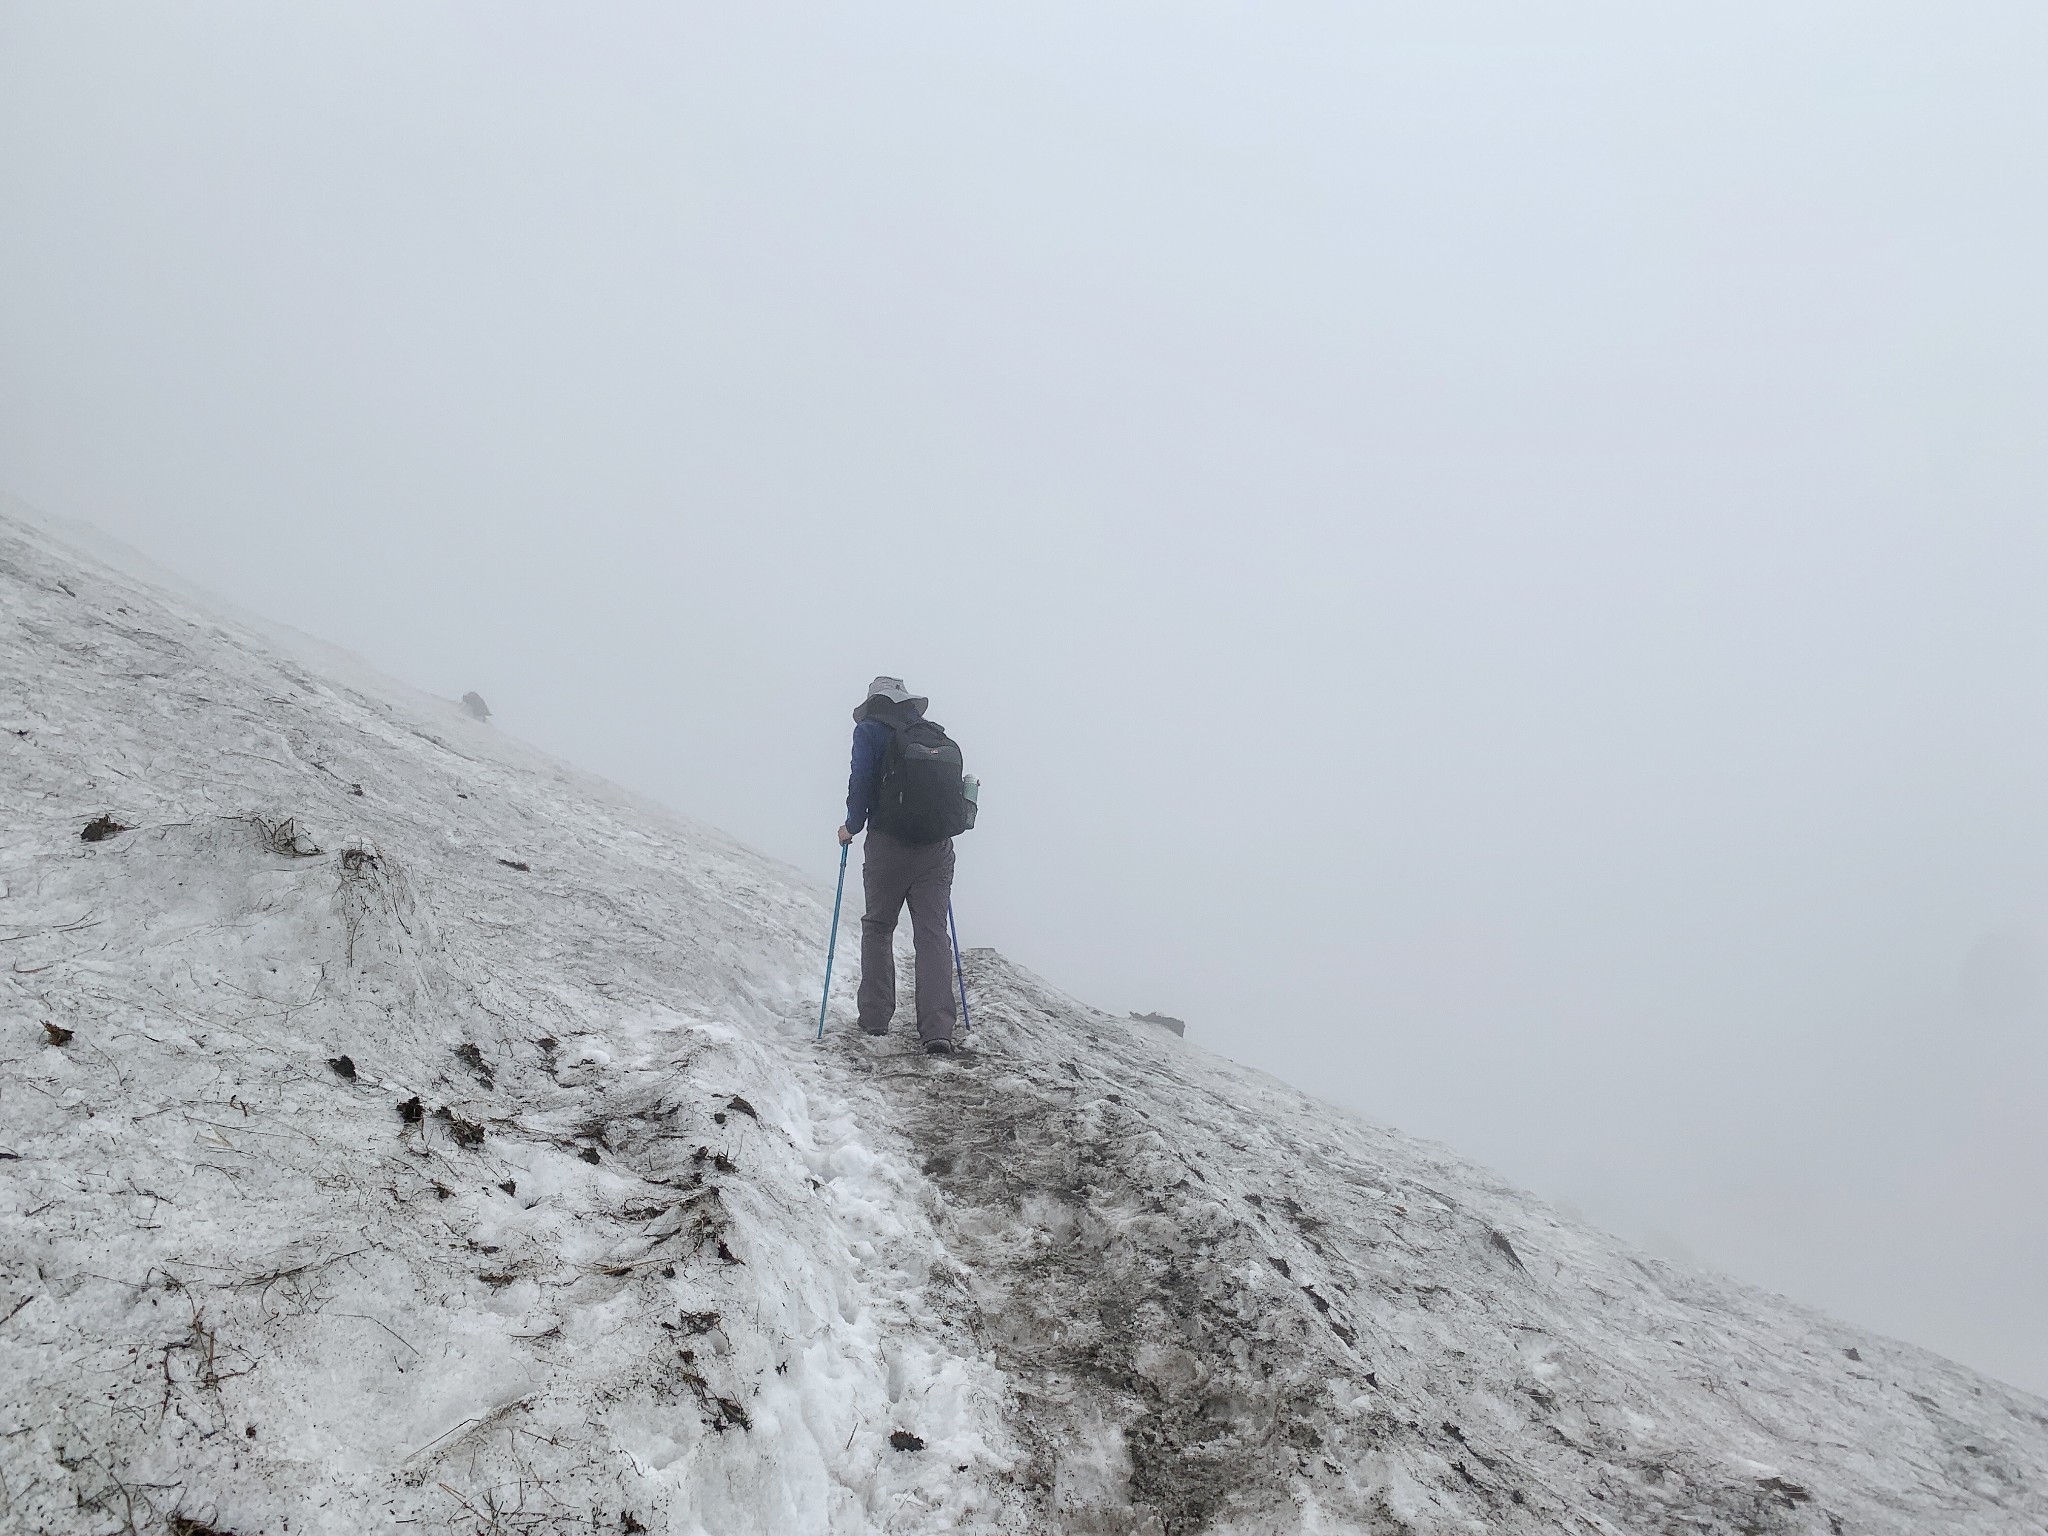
[2,509,2045,1535]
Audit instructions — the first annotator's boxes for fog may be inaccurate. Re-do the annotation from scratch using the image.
[5,4,2046,1394]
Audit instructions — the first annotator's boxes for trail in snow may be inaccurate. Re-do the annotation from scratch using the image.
[857,957,2048,1532]
[3,508,2047,1535]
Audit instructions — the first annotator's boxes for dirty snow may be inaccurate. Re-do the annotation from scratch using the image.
[2,509,2045,1534]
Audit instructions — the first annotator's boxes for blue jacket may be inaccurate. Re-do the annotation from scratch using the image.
[844,718,891,835]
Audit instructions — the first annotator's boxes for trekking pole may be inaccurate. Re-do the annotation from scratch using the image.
[816,842,850,1041]
[948,899,973,1034]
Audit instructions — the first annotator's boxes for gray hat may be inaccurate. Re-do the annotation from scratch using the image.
[856,675,928,719]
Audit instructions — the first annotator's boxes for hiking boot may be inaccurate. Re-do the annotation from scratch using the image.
[923,1038,955,1056]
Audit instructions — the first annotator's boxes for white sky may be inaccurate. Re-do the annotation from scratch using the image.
[4,3,2047,1394]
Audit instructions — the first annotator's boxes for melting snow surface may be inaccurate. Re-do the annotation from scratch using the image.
[3,509,2046,1534]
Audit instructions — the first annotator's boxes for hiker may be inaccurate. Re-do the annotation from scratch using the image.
[837,676,975,1054]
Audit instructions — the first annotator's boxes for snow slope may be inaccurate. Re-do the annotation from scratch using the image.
[2,508,2045,1536]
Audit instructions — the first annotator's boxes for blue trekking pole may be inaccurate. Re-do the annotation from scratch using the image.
[816,842,850,1041]
[948,899,972,1034]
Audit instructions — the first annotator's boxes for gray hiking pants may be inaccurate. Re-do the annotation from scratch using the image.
[857,829,957,1043]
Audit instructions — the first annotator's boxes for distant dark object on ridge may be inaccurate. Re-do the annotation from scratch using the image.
[461,691,492,721]
[1130,1011,1186,1038]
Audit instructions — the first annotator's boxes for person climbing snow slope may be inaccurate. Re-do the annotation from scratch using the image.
[837,676,975,1054]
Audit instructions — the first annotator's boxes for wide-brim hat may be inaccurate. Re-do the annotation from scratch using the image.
[857,675,927,717]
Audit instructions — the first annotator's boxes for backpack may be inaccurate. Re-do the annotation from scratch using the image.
[872,716,977,843]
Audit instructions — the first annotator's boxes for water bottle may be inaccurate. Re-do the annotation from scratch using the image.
[960,773,980,830]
